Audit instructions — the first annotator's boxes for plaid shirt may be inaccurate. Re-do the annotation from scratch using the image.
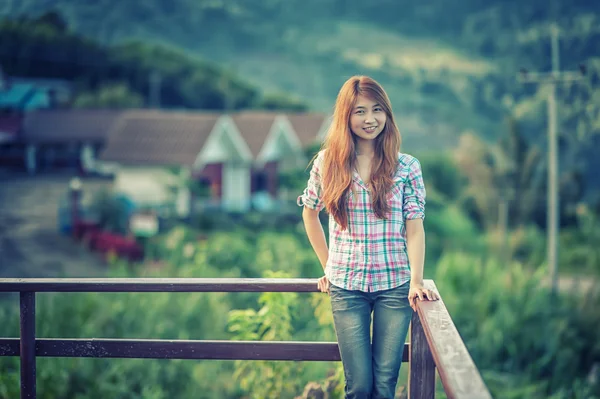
[298,151,426,292]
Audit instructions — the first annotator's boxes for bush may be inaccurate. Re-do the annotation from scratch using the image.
[559,206,600,276]
[435,252,600,398]
[0,259,240,399]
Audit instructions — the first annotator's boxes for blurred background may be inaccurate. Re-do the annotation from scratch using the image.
[0,1,599,398]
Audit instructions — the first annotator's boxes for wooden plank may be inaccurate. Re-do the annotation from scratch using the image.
[416,281,492,399]
[0,278,326,293]
[0,338,409,362]
[409,311,435,399]
[19,292,36,399]
[0,278,436,293]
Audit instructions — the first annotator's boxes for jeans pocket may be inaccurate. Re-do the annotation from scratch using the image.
[328,283,342,301]
[394,281,410,298]
[377,283,411,310]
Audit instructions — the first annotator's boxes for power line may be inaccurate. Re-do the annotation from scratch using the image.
[517,23,587,295]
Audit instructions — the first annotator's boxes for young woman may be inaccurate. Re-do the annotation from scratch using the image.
[297,75,439,399]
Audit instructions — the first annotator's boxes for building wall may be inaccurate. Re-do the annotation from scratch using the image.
[194,162,223,199]
[222,162,251,212]
[264,161,278,198]
[114,167,188,216]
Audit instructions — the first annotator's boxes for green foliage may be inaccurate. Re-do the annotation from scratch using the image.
[414,151,487,269]
[424,199,485,273]
[205,231,256,276]
[3,0,599,157]
[0,77,598,396]
[418,151,466,202]
[34,10,68,34]
[1,208,598,397]
[278,167,310,199]
[0,257,240,399]
[257,92,308,112]
[559,205,600,275]
[227,270,305,399]
[72,83,144,109]
[506,224,546,267]
[0,13,307,111]
[88,188,129,234]
[255,232,319,277]
[435,252,600,398]
[453,121,546,230]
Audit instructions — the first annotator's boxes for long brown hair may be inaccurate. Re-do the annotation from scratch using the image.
[320,76,401,230]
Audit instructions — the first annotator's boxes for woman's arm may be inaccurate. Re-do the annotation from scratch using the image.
[302,207,330,293]
[406,218,426,286]
[302,207,328,270]
[406,218,438,310]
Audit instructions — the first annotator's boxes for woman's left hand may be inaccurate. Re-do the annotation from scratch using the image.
[408,283,439,312]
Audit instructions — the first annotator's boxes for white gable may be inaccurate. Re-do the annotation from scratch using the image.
[194,115,253,169]
[256,115,306,169]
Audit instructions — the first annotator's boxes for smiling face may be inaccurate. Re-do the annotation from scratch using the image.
[349,95,387,143]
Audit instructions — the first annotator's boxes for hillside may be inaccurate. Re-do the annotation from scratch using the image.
[1,0,599,152]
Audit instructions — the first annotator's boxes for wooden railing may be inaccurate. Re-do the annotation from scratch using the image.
[0,278,492,399]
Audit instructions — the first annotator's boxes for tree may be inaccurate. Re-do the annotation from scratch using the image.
[453,118,544,231]
[72,83,144,108]
[256,92,308,111]
[227,270,305,399]
[35,10,68,34]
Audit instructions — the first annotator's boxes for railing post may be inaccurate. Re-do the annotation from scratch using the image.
[20,292,36,399]
[409,311,435,399]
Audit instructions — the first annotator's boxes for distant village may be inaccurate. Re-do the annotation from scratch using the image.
[0,71,330,217]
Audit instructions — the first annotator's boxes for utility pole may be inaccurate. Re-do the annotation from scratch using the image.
[518,23,586,294]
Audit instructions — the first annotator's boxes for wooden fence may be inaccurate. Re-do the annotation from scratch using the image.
[0,278,492,399]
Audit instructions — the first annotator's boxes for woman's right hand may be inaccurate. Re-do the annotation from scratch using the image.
[317,275,330,293]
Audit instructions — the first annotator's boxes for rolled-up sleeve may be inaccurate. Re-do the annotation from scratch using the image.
[403,158,426,220]
[297,151,325,212]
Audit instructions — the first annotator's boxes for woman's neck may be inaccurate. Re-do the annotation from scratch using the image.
[355,140,375,158]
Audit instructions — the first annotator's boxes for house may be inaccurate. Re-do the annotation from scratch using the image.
[231,112,308,205]
[99,110,253,215]
[285,113,330,150]
[1,105,327,214]
[0,76,72,111]
[0,110,24,168]
[99,110,327,215]
[0,81,52,111]
[0,74,73,170]
[20,109,124,174]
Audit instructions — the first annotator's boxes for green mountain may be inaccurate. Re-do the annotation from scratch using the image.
[1,0,599,153]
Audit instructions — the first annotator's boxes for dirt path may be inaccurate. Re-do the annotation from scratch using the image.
[0,173,112,278]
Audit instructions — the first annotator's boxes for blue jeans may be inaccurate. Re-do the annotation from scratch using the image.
[329,282,412,399]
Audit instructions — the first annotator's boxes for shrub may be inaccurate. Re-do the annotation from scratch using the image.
[434,252,600,398]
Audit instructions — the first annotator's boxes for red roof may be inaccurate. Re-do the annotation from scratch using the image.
[100,110,220,166]
[230,112,278,158]
[22,109,123,143]
[285,113,328,148]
